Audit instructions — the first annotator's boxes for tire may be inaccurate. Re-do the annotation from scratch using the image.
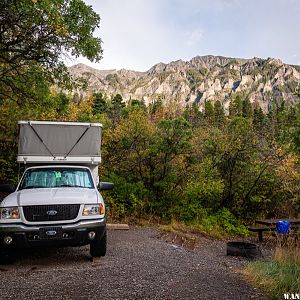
[90,230,107,257]
[0,249,16,265]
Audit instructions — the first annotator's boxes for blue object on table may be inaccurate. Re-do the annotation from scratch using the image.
[276,221,290,234]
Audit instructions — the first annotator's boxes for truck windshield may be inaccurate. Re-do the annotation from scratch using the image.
[18,168,94,190]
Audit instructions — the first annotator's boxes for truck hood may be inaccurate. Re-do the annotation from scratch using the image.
[1,188,99,207]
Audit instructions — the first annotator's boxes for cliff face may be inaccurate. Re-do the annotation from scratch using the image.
[68,55,300,112]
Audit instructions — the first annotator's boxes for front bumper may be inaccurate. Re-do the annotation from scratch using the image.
[0,219,106,249]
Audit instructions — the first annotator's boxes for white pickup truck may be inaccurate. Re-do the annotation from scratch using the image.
[0,121,113,264]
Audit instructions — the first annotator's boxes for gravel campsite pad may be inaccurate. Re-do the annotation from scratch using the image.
[0,228,263,300]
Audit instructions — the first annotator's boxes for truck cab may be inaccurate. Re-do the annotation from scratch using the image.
[0,121,112,264]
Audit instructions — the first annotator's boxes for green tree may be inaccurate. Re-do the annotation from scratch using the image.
[109,94,125,123]
[204,101,214,123]
[229,95,243,117]
[92,92,107,114]
[56,93,70,114]
[130,99,146,108]
[146,117,192,215]
[103,112,192,218]
[103,110,156,217]
[253,106,266,132]
[292,90,300,154]
[111,94,124,110]
[215,117,257,211]
[293,103,300,154]
[214,100,225,126]
[0,0,102,103]
[183,103,203,127]
[242,98,253,118]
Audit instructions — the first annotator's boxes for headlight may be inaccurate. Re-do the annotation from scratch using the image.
[82,204,105,216]
[0,207,20,219]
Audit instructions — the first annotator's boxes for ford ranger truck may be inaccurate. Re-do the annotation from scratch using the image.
[0,120,113,264]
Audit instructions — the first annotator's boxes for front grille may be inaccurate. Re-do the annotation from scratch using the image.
[23,204,80,222]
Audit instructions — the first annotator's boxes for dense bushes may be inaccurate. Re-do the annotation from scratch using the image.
[102,103,300,225]
[1,93,300,235]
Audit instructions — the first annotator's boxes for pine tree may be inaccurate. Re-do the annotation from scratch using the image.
[293,103,300,154]
[204,101,214,123]
[130,99,145,107]
[110,94,125,122]
[214,100,225,126]
[275,100,287,135]
[92,92,107,114]
[242,98,253,118]
[111,94,125,110]
[253,106,266,132]
[229,95,243,117]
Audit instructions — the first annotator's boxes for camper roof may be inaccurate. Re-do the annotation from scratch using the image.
[17,120,102,165]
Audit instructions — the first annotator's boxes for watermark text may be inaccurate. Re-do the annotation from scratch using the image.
[284,293,300,299]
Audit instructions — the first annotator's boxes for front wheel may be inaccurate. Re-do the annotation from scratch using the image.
[90,230,107,257]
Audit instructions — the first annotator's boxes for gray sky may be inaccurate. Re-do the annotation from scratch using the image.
[71,0,300,71]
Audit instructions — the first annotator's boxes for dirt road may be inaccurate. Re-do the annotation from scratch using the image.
[0,228,263,299]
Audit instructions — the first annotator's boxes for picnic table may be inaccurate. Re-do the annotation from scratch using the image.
[248,218,300,242]
[255,218,300,226]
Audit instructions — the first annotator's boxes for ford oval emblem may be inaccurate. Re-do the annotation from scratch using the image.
[46,230,57,236]
[46,210,58,216]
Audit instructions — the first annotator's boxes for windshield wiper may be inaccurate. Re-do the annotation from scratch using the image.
[21,185,45,190]
[59,184,87,188]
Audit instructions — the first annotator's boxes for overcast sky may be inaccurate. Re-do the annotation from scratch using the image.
[71,0,300,71]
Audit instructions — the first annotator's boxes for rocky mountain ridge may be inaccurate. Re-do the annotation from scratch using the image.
[68,55,300,112]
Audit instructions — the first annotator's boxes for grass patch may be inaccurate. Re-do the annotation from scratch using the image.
[179,208,249,238]
[159,217,248,240]
[244,242,300,299]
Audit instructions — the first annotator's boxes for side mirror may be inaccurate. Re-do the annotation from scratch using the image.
[0,184,17,193]
[98,182,114,191]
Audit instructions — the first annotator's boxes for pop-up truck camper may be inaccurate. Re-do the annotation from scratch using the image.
[0,121,113,264]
